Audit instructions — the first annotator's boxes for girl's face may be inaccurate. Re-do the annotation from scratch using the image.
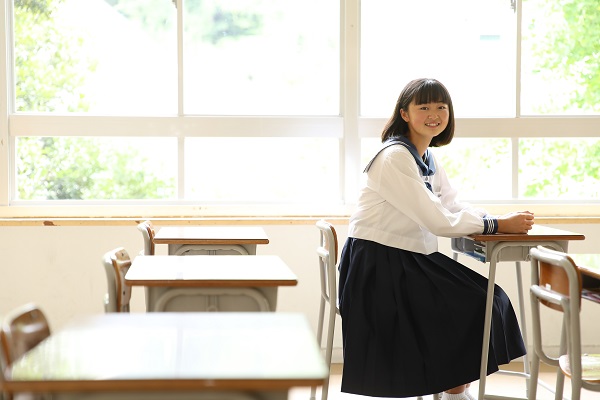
[400,100,449,146]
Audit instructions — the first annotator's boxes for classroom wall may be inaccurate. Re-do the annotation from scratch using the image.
[0,222,598,363]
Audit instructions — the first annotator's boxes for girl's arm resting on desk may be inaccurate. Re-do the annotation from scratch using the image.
[496,211,535,234]
[374,150,487,237]
[431,153,534,235]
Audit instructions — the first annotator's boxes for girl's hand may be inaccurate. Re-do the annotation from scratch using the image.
[497,211,535,234]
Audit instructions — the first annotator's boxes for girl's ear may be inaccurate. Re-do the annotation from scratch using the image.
[400,108,409,122]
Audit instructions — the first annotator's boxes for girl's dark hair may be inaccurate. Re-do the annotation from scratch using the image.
[381,78,455,147]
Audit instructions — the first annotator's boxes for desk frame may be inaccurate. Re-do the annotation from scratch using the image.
[154,226,269,256]
[125,255,298,312]
[452,228,584,400]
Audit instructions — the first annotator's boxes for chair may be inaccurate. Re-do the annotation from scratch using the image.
[137,220,249,256]
[310,221,440,400]
[137,220,156,255]
[529,246,600,400]
[0,303,51,400]
[310,220,340,400]
[102,247,133,313]
[0,337,6,400]
[0,304,51,367]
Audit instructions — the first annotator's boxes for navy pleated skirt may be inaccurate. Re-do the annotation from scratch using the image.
[338,238,526,398]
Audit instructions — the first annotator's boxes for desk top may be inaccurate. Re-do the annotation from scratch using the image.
[571,254,600,280]
[4,313,327,393]
[154,226,269,245]
[469,224,585,242]
[125,255,298,287]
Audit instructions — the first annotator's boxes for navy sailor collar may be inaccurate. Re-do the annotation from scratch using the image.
[363,136,436,192]
[364,136,436,177]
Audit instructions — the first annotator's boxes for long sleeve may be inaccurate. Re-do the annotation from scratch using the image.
[348,145,488,254]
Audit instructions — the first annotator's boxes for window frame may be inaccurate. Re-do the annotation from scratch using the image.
[1,0,599,218]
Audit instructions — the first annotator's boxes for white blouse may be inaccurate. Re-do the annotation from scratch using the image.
[348,144,489,255]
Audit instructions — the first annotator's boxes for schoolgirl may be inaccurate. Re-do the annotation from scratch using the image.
[338,78,534,399]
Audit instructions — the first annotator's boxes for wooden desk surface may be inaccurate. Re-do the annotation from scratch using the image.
[125,255,298,287]
[154,226,269,245]
[4,313,327,393]
[469,224,585,242]
[571,254,600,280]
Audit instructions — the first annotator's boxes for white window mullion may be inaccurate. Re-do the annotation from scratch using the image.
[513,0,523,200]
[515,0,523,118]
[178,136,185,199]
[512,137,519,199]
[177,0,185,199]
[177,0,184,117]
[342,0,361,205]
[0,0,12,206]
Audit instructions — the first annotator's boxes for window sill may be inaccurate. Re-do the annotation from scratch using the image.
[0,203,600,226]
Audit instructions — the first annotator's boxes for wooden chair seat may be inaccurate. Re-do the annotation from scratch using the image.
[559,353,600,383]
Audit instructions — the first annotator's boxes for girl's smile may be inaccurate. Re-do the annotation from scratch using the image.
[400,100,450,153]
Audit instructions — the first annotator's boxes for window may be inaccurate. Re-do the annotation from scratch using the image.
[182,0,339,115]
[521,0,600,115]
[361,0,516,118]
[2,0,599,215]
[358,0,600,203]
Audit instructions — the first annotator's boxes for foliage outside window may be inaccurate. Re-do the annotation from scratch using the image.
[4,0,600,207]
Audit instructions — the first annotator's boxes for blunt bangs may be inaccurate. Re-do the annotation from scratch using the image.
[381,78,455,146]
[411,80,452,106]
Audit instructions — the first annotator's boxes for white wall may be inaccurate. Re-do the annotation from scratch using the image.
[0,222,598,363]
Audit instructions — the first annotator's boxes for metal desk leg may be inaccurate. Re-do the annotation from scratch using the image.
[477,241,565,400]
[478,257,498,400]
[451,249,497,399]
[514,261,530,396]
[453,239,571,400]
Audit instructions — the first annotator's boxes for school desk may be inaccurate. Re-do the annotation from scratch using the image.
[153,226,269,255]
[125,255,298,312]
[2,312,328,399]
[570,253,600,303]
[451,225,585,400]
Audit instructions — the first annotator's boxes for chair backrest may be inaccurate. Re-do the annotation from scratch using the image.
[530,246,582,312]
[529,246,585,388]
[137,220,156,255]
[102,247,132,313]
[0,327,6,390]
[316,219,339,312]
[0,303,51,367]
[530,246,600,397]
[312,220,340,400]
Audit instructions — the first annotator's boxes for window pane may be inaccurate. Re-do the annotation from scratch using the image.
[520,138,600,199]
[14,0,177,114]
[361,0,516,117]
[184,138,340,202]
[521,0,600,115]
[16,137,177,200]
[435,138,512,200]
[362,138,512,200]
[183,0,340,115]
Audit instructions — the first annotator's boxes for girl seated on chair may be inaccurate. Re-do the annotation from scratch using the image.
[338,78,534,400]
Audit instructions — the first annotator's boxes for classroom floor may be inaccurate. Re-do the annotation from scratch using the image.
[290,362,597,400]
